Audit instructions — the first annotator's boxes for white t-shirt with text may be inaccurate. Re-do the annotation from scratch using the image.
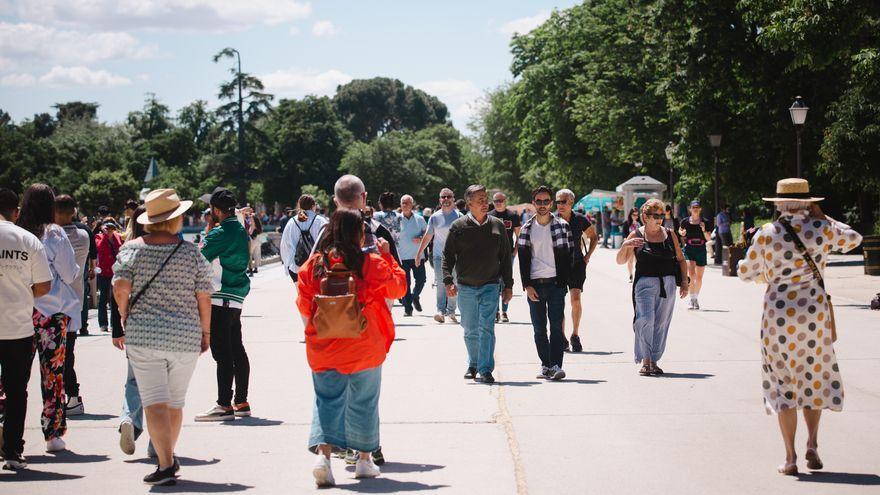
[0,220,52,339]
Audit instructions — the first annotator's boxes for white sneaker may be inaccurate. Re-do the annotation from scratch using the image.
[447,314,459,324]
[693,299,700,311]
[536,366,551,379]
[355,458,381,479]
[688,298,696,310]
[119,421,136,455]
[65,396,84,416]
[549,365,566,381]
[312,455,335,487]
[46,437,66,452]
[3,455,27,470]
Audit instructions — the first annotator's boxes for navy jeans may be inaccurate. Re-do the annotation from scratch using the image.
[400,259,426,313]
[528,283,567,368]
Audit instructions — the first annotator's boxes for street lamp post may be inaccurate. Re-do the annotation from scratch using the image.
[789,96,809,178]
[708,134,722,265]
[665,142,675,209]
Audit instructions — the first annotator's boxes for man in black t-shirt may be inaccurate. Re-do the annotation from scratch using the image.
[556,189,598,352]
[489,191,521,323]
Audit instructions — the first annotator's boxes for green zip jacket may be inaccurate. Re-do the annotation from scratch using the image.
[201,216,250,303]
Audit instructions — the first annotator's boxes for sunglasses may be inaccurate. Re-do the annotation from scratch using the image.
[534,199,552,206]
[440,195,453,199]
[493,199,505,204]
[644,213,664,219]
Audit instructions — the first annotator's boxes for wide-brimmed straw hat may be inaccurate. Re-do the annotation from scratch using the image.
[137,189,193,225]
[762,178,824,202]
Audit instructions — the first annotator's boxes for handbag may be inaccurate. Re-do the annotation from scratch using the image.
[779,218,837,342]
[128,240,184,312]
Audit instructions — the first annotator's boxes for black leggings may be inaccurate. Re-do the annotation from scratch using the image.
[210,304,250,406]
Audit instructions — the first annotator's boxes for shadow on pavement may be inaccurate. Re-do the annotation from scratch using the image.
[695,309,730,313]
[545,379,607,385]
[567,351,624,356]
[126,457,221,467]
[652,373,714,379]
[344,462,444,474]
[149,479,253,492]
[835,304,871,309]
[795,472,880,485]
[68,413,117,421]
[0,468,84,481]
[26,451,111,464]
[333,478,448,492]
[227,417,284,427]
[467,381,542,387]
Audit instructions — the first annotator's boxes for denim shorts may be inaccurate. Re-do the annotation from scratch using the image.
[308,366,382,453]
[126,345,198,409]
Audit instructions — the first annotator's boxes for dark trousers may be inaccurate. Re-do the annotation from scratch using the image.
[714,232,734,264]
[80,269,90,332]
[97,275,112,328]
[528,283,567,368]
[0,336,35,458]
[210,304,249,406]
[64,332,79,397]
[401,259,426,313]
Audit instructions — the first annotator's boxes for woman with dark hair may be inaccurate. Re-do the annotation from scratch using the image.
[296,208,406,487]
[16,183,80,452]
[622,207,642,282]
[280,194,328,284]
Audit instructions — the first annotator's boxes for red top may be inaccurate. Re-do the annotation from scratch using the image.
[95,231,122,277]
[297,251,406,374]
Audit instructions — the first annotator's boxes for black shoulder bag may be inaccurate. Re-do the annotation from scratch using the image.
[128,240,184,312]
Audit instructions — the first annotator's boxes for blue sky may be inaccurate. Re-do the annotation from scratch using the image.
[0,0,580,130]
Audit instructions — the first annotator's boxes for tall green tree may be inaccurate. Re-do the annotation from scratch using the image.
[53,101,99,123]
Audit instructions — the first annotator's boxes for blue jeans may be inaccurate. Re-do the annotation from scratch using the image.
[401,259,426,313]
[434,256,457,315]
[120,362,144,438]
[633,276,676,363]
[309,366,382,453]
[97,275,111,328]
[457,283,500,374]
[528,283,567,368]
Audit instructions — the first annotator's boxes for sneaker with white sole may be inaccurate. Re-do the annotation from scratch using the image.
[355,458,381,479]
[312,455,335,487]
[119,421,136,455]
[233,402,252,417]
[447,314,459,324]
[693,299,700,310]
[65,396,84,416]
[46,437,66,452]
[536,366,551,379]
[433,313,445,323]
[194,405,235,422]
[549,365,566,381]
[3,454,27,470]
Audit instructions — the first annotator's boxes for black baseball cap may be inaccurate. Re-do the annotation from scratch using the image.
[209,187,237,212]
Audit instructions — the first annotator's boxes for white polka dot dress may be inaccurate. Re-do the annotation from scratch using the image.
[738,214,862,414]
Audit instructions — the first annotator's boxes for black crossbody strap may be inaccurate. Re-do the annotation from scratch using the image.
[129,240,184,311]
[779,218,824,289]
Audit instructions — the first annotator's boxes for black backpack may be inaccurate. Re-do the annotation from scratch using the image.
[294,215,317,266]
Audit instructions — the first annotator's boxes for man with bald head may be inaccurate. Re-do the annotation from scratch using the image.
[397,194,427,316]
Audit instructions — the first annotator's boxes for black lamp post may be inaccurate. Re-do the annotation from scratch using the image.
[708,133,722,215]
[665,142,675,209]
[789,96,809,178]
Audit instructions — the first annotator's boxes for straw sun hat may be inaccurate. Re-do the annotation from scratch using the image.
[762,178,824,203]
[137,188,193,225]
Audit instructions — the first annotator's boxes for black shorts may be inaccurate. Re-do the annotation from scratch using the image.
[288,269,298,283]
[569,261,587,291]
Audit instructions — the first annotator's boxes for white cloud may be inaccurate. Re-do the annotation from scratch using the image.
[311,20,339,37]
[416,79,482,127]
[38,66,132,88]
[11,0,313,32]
[0,73,36,87]
[260,68,352,97]
[289,26,301,36]
[0,22,157,64]
[498,11,551,37]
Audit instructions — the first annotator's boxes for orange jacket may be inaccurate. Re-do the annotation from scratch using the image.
[297,251,406,374]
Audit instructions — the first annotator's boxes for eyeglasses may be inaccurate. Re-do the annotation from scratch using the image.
[644,213,664,219]
[555,200,569,205]
[534,199,552,206]
[492,199,505,204]
[440,195,453,199]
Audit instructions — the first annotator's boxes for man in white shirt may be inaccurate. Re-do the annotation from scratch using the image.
[0,188,52,469]
[517,186,576,381]
[415,188,462,323]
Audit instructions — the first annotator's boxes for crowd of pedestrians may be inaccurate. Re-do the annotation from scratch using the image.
[0,173,866,485]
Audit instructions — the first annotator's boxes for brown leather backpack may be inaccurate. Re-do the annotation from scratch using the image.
[312,255,368,339]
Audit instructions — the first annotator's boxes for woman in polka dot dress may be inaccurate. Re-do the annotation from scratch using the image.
[738,178,862,476]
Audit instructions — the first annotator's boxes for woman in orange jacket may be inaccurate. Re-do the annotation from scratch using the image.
[297,208,406,487]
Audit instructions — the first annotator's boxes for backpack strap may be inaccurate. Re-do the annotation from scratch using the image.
[129,240,184,311]
[779,217,825,289]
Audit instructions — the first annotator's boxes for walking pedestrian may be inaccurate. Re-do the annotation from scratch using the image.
[398,194,427,317]
[616,199,688,376]
[663,204,680,232]
[0,188,52,470]
[280,194,328,284]
[488,191,520,324]
[55,195,91,417]
[678,200,711,310]
[246,211,263,276]
[555,189,598,352]
[737,178,862,475]
[601,206,612,248]
[194,187,253,422]
[16,184,81,453]
[518,186,575,381]
[96,218,123,332]
[443,185,513,384]
[278,207,294,234]
[622,207,641,282]
[112,188,213,485]
[714,204,733,265]
[75,211,97,337]
[415,188,462,323]
[297,208,406,486]
[373,192,402,245]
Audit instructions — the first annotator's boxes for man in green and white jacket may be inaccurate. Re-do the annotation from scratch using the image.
[195,187,252,422]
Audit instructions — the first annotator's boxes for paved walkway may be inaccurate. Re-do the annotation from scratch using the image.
[3,248,879,494]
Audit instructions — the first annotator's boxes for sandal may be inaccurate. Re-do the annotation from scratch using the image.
[805,448,823,470]
[777,460,798,476]
[652,365,664,376]
[639,364,652,376]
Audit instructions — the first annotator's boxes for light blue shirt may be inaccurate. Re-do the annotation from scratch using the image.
[397,212,427,261]
[426,209,461,257]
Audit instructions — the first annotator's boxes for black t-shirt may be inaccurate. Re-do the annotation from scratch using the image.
[565,212,592,255]
[489,208,521,250]
[681,217,707,245]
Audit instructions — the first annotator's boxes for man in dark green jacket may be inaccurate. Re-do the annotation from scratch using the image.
[195,187,252,422]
